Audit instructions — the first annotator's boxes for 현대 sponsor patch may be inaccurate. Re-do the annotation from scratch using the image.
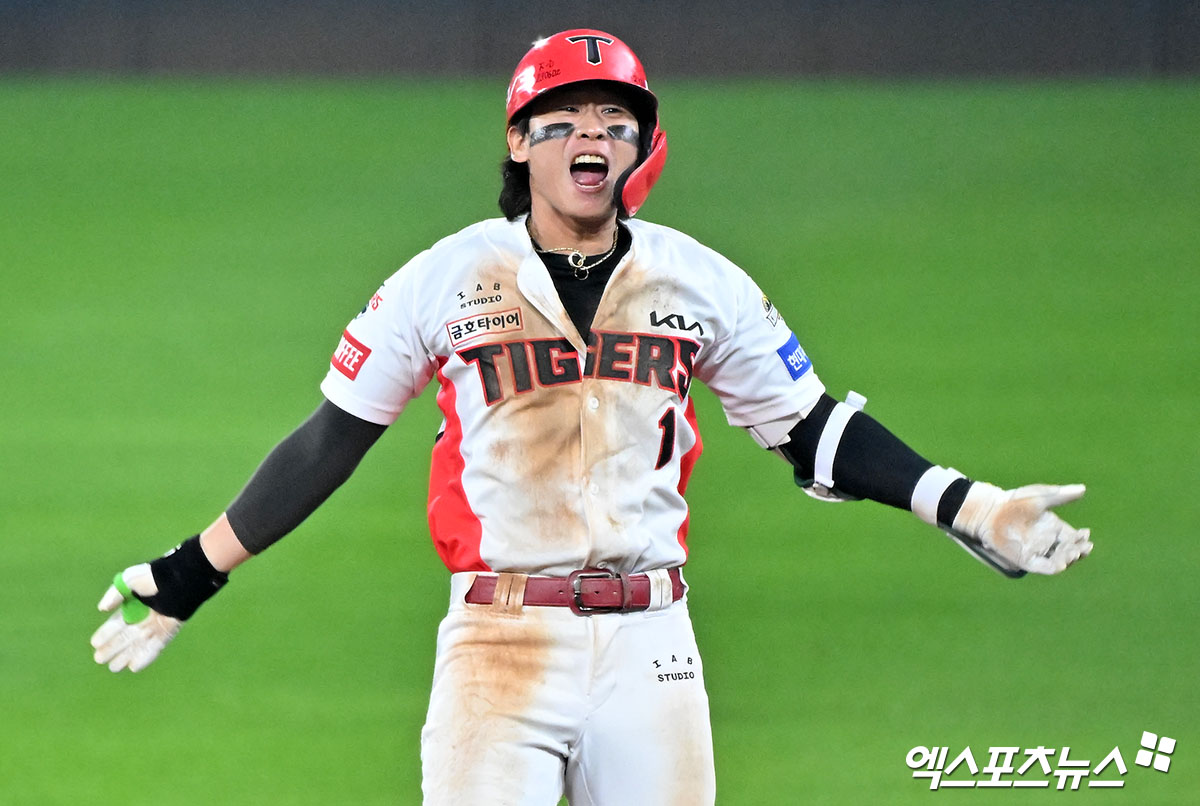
[776,332,812,380]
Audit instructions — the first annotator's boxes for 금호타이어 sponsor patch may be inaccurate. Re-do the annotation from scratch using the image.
[446,307,524,346]
[776,332,812,380]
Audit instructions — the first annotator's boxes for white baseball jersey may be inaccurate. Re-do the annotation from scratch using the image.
[320,216,825,576]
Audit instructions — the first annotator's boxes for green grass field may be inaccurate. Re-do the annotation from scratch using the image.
[2,77,1197,804]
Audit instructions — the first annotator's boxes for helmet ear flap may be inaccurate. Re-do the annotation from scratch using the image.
[616,126,668,218]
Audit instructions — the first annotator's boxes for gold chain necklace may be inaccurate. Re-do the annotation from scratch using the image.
[529,226,619,280]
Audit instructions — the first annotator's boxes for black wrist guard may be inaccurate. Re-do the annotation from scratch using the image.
[135,535,229,620]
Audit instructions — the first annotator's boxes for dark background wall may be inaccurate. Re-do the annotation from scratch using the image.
[2,0,1198,77]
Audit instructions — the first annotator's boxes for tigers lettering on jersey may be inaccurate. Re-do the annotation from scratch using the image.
[458,331,700,405]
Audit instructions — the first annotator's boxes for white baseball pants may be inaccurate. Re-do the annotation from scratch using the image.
[421,572,716,805]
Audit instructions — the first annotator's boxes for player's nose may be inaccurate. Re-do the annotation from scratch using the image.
[575,107,607,138]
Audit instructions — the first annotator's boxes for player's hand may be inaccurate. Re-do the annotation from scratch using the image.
[91,563,182,672]
[91,535,229,672]
[952,482,1093,575]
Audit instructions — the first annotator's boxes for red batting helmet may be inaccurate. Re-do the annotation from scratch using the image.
[505,30,668,217]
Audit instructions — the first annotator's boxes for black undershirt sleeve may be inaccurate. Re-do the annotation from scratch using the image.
[225,399,387,554]
[777,392,971,520]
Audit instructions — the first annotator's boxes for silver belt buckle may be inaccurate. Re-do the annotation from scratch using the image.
[567,569,623,615]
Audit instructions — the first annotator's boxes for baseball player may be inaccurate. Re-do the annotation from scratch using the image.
[92,29,1093,805]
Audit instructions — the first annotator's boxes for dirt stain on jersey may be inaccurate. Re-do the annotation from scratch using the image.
[472,300,590,567]
[489,438,512,465]
[465,262,519,306]
[591,258,654,329]
[584,258,691,568]
[465,258,691,571]
[500,379,588,555]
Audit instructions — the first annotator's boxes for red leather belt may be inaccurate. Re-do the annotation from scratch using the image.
[465,568,684,615]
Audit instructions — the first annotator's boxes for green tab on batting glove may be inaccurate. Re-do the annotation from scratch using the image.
[112,571,151,624]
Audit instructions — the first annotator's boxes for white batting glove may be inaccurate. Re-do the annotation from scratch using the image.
[951,482,1093,575]
[91,564,182,673]
[91,535,229,673]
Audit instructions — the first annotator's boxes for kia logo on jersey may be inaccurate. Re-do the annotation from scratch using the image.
[649,310,705,336]
[331,331,372,380]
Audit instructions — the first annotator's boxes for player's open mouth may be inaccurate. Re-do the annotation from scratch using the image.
[570,154,608,188]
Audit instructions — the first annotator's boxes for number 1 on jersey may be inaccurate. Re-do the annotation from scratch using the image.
[655,409,676,470]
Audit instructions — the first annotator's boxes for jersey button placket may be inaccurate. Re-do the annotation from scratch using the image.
[584,395,600,497]
[584,395,600,494]
[579,384,603,545]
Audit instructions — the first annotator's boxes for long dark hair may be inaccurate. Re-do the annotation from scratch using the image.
[499,115,532,220]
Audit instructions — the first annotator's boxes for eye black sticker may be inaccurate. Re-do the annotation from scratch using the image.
[606,125,639,145]
[529,122,575,145]
[527,122,640,146]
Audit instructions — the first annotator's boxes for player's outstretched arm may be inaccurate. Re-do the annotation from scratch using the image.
[92,400,386,672]
[775,392,1092,576]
